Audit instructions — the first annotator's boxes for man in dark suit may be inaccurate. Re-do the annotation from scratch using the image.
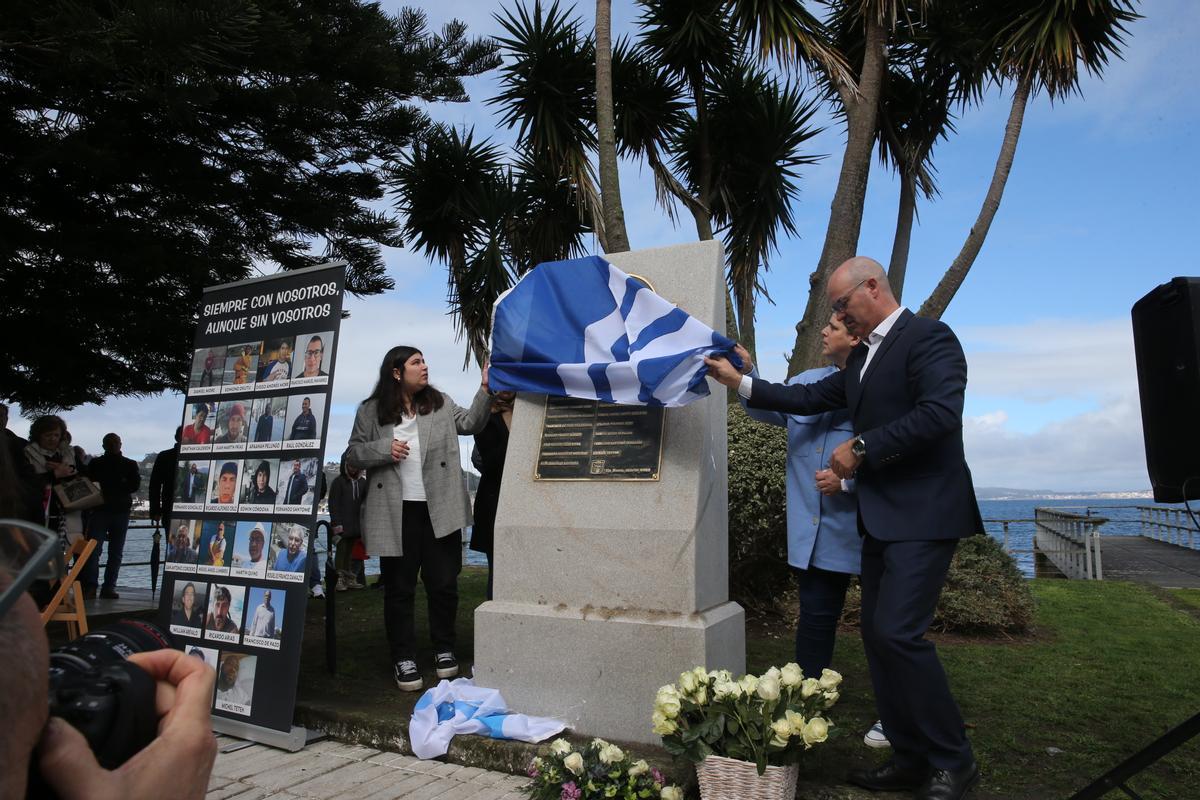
[706,256,982,800]
[149,427,181,528]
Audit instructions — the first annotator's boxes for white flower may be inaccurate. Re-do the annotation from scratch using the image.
[599,743,625,765]
[785,710,806,735]
[757,673,781,702]
[762,666,781,682]
[652,710,678,735]
[738,674,759,696]
[661,786,684,800]
[710,669,733,683]
[679,669,698,694]
[818,668,842,690]
[655,685,681,718]
[780,663,804,688]
[823,690,840,708]
[800,677,821,698]
[770,718,792,745]
[693,685,708,706]
[628,759,650,777]
[802,716,830,746]
[564,752,585,775]
[591,737,610,750]
[549,739,571,756]
[713,679,740,700]
[692,665,709,685]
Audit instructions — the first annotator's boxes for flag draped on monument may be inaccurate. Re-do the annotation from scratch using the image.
[488,255,740,407]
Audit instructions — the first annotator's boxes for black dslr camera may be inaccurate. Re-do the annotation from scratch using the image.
[29,619,174,797]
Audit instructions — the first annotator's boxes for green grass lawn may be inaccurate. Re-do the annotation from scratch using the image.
[299,572,1200,799]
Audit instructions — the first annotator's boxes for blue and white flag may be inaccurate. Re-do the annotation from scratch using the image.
[489,255,740,406]
[409,678,567,760]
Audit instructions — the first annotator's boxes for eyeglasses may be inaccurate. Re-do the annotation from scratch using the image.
[304,349,322,357]
[0,519,66,620]
[831,279,868,314]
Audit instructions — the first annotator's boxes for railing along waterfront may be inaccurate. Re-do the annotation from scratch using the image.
[1138,505,1200,550]
[88,518,164,595]
[1034,508,1107,580]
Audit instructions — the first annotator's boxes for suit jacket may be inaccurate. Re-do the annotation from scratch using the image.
[346,389,490,558]
[748,309,983,542]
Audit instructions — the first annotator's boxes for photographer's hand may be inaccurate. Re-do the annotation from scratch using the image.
[39,649,217,800]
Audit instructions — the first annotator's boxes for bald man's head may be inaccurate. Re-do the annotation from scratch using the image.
[827,256,899,337]
[0,564,50,797]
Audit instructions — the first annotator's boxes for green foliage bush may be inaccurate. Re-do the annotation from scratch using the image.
[842,534,1036,636]
[727,404,791,613]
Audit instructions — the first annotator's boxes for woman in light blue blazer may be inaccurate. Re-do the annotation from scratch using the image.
[346,345,490,693]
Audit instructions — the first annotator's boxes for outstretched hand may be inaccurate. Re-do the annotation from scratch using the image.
[38,649,217,800]
[704,353,744,389]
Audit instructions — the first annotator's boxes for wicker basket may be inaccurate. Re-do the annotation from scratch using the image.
[695,754,800,800]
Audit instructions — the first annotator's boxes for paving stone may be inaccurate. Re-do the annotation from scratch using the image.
[317,741,383,762]
[286,761,396,797]
[356,770,441,800]
[423,761,466,778]
[385,777,464,800]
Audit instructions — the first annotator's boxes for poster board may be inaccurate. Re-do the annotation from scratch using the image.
[158,261,345,743]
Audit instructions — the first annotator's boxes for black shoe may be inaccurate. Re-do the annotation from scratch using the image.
[99,587,120,599]
[916,761,979,800]
[394,659,422,692]
[847,761,928,792]
[81,586,97,600]
[435,651,459,679]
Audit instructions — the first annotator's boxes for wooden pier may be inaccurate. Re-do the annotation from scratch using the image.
[1096,535,1200,589]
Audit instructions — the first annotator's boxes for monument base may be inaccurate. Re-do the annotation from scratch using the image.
[473,599,745,745]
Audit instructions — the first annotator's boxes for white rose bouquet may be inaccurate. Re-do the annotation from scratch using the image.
[653,664,841,775]
[523,736,684,800]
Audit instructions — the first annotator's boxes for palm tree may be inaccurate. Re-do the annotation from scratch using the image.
[595,0,630,252]
[918,0,1141,319]
[392,124,587,366]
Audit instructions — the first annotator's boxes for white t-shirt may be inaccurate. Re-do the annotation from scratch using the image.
[393,414,426,501]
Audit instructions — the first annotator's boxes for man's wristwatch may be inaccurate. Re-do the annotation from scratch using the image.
[851,435,867,458]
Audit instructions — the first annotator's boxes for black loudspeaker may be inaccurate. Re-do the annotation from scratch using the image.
[1131,277,1200,502]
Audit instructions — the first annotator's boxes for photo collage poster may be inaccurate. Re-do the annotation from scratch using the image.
[159,261,345,733]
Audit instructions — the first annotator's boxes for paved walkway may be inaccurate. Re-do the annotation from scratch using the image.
[207,736,531,800]
[1100,536,1200,588]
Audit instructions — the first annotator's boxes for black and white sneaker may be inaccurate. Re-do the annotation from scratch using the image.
[394,659,422,692]
[435,652,459,679]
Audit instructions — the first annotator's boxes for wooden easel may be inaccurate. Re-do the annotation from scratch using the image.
[40,537,98,640]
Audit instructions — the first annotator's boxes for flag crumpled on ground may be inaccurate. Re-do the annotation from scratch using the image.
[489,255,741,407]
[409,678,567,760]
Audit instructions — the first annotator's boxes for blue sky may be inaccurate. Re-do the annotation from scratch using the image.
[20,1,1200,493]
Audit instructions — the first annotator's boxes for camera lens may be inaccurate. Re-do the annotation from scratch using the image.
[47,620,173,770]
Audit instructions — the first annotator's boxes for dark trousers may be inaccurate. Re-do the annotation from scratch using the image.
[485,552,493,601]
[378,501,462,662]
[860,533,973,771]
[794,565,852,678]
[83,510,130,590]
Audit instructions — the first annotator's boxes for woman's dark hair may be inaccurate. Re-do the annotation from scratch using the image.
[28,415,66,443]
[255,461,271,482]
[366,345,443,425]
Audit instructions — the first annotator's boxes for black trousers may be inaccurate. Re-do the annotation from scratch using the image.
[860,533,973,771]
[378,501,462,662]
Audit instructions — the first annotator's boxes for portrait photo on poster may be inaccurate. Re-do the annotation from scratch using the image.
[215,651,256,716]
[188,346,226,396]
[242,586,285,650]
[165,519,202,571]
[223,341,261,391]
[186,645,219,672]
[212,400,249,451]
[240,458,279,512]
[207,459,243,510]
[247,394,287,451]
[274,457,317,514]
[230,520,271,579]
[173,460,210,513]
[197,519,233,576]
[205,583,245,643]
[290,330,334,388]
[180,401,215,452]
[169,579,207,637]
[267,522,309,582]
[284,393,324,448]
[257,337,295,386]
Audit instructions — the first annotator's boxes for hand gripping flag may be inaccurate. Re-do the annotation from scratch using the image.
[488,255,741,406]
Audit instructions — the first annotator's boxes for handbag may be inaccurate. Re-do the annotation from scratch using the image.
[53,475,105,511]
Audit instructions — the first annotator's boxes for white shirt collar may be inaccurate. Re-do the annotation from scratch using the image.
[866,306,906,345]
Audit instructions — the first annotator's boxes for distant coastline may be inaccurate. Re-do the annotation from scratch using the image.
[976,487,1154,502]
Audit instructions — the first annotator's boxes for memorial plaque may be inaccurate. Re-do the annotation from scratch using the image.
[535,396,664,481]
